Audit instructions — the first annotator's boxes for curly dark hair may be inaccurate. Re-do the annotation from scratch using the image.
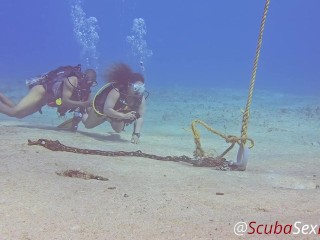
[106,63,133,88]
[131,72,145,83]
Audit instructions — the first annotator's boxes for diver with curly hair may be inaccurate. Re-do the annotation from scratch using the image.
[82,63,147,144]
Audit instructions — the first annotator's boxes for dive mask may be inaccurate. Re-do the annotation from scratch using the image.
[130,82,146,96]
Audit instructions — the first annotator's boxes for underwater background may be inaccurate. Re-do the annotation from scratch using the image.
[1,2,320,239]
[0,0,319,95]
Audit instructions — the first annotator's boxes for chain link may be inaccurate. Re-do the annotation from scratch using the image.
[28,139,233,170]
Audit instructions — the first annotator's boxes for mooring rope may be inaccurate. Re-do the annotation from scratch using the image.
[191,0,270,159]
[241,0,270,145]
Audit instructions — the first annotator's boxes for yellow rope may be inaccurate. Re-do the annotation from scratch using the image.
[191,0,270,158]
[241,0,270,145]
[191,120,254,158]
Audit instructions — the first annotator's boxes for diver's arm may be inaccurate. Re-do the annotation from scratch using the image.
[103,89,135,120]
[103,89,123,119]
[131,97,146,144]
[61,77,90,108]
[133,97,146,134]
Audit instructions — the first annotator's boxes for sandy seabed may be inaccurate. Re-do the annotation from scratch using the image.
[0,87,320,240]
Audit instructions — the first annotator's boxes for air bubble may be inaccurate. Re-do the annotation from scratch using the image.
[70,0,99,69]
[127,18,153,71]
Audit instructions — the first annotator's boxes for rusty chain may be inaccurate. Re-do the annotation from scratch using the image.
[27,139,243,171]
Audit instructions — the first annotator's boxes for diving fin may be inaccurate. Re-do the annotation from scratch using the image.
[57,116,82,132]
[57,118,74,130]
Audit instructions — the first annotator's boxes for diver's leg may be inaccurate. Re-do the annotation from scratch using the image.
[110,121,125,133]
[82,107,105,129]
[0,85,46,119]
[82,108,125,132]
[0,92,16,107]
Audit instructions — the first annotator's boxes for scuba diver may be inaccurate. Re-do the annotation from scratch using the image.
[82,63,147,144]
[0,65,97,129]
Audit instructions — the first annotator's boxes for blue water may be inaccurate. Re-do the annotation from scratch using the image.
[0,0,319,95]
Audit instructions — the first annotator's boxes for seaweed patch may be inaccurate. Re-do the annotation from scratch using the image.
[56,170,108,181]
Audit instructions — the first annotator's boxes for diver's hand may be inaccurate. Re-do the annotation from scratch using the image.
[131,134,140,144]
[122,111,137,121]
